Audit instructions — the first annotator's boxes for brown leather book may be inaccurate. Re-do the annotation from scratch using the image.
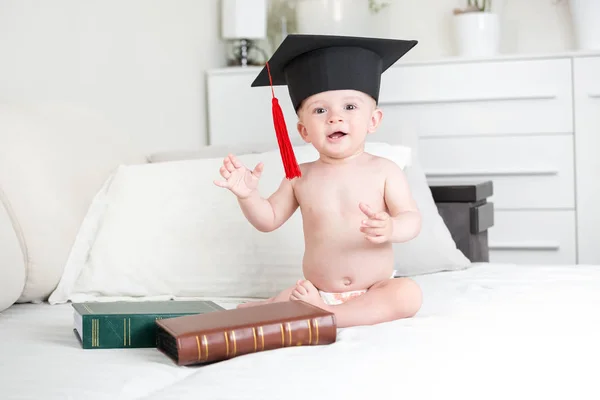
[155,300,337,366]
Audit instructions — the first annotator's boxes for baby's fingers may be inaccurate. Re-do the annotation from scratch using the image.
[360,226,381,236]
[213,179,229,188]
[361,218,384,228]
[229,154,243,169]
[359,202,376,218]
[252,162,264,179]
[219,166,231,179]
[223,156,235,173]
[365,235,387,244]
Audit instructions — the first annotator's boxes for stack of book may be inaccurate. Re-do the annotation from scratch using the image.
[72,299,337,366]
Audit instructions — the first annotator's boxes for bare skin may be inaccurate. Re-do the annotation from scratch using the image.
[214,89,423,328]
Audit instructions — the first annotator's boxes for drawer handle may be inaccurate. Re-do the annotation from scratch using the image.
[589,93,600,99]
[381,93,557,106]
[425,168,558,177]
[490,241,560,251]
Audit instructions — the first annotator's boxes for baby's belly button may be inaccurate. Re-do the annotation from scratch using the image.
[316,276,357,292]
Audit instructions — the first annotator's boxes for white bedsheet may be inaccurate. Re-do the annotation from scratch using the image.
[1,262,599,400]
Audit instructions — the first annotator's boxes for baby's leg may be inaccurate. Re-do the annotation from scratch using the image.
[236,284,297,308]
[290,278,422,328]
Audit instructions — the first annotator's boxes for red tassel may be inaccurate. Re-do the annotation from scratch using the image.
[266,62,301,180]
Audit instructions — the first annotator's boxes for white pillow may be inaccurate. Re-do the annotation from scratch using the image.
[392,159,471,276]
[49,143,469,304]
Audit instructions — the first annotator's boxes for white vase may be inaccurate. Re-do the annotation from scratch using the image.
[295,0,372,36]
[570,0,600,50]
[453,12,500,58]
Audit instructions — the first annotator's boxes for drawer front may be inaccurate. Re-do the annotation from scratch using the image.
[377,58,573,138]
[418,135,575,210]
[574,56,600,265]
[488,210,576,265]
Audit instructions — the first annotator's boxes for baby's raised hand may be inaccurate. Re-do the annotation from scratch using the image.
[213,154,264,199]
[359,202,393,244]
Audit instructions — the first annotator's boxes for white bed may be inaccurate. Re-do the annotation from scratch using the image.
[2,104,599,400]
[2,262,599,400]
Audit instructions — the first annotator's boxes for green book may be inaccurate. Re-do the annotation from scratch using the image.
[72,300,225,349]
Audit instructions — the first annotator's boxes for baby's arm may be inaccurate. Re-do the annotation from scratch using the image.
[214,154,298,233]
[383,162,422,243]
[238,178,298,232]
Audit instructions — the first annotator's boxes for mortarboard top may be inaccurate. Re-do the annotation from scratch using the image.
[252,34,418,111]
[250,34,417,180]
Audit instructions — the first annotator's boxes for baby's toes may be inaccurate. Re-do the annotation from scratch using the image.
[299,280,318,293]
[294,283,308,296]
[290,289,303,301]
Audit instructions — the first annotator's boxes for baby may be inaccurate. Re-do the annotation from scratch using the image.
[214,35,423,328]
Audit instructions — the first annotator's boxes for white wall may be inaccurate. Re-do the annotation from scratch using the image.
[0,0,225,154]
[0,0,577,152]
[387,0,575,61]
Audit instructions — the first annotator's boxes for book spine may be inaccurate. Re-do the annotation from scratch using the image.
[80,314,188,349]
[172,315,337,366]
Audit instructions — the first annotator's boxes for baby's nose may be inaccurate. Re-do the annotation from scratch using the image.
[328,115,343,123]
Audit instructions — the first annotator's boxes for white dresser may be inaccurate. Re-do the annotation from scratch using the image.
[205,52,600,266]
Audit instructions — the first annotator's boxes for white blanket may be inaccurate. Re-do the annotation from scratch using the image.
[1,262,599,400]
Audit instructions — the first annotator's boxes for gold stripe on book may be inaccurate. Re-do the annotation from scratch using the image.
[92,319,97,347]
[128,318,131,346]
[307,319,312,345]
[224,331,230,357]
[259,326,265,350]
[97,319,99,347]
[202,335,208,361]
[314,319,319,345]
[196,336,202,360]
[123,318,126,346]
[83,304,93,313]
[252,327,257,352]
[280,324,284,347]
[286,322,292,346]
[231,331,237,357]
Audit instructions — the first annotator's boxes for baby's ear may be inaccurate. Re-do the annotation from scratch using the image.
[296,121,311,143]
[368,108,383,133]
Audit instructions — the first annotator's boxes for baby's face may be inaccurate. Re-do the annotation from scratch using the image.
[296,89,382,160]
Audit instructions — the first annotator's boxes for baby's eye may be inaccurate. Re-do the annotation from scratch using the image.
[345,104,357,110]
[313,107,326,114]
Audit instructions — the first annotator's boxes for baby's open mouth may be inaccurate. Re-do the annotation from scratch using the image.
[327,131,347,139]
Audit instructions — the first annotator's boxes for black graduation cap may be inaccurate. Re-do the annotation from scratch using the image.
[252,34,418,111]
[251,34,417,180]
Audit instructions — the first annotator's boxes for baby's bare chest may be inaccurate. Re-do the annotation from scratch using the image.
[295,173,386,220]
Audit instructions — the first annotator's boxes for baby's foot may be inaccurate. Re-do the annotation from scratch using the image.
[290,280,329,309]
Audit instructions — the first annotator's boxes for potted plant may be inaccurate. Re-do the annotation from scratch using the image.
[452,0,500,57]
